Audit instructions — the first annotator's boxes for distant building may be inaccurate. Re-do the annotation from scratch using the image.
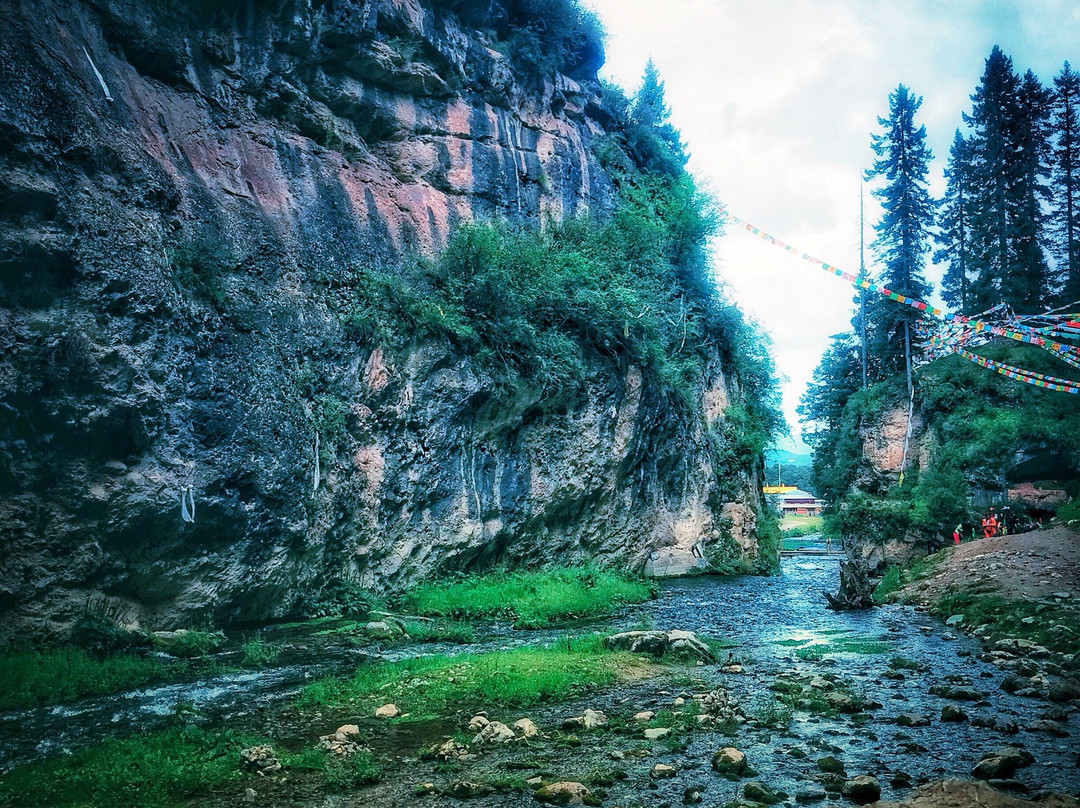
[775,488,825,517]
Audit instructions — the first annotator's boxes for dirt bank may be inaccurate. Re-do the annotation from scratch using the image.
[898,526,1080,607]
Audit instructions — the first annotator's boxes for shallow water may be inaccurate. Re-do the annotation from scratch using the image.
[2,557,1076,800]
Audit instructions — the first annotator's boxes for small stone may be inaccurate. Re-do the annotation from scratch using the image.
[364,620,398,639]
[711,746,749,778]
[674,697,686,706]
[816,756,846,775]
[467,715,490,732]
[683,786,704,804]
[333,724,361,742]
[633,711,656,722]
[446,781,492,799]
[946,614,965,626]
[644,727,671,740]
[1049,679,1080,703]
[534,781,592,805]
[895,713,931,727]
[582,708,607,729]
[651,763,677,779]
[243,787,257,803]
[416,783,438,796]
[941,704,968,722]
[240,745,282,774]
[972,746,1035,780]
[514,718,540,738]
[795,785,827,803]
[375,703,400,719]
[474,721,516,744]
[841,775,881,805]
[743,781,782,804]
[1026,719,1070,736]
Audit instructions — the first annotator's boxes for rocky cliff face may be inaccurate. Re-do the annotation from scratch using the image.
[0,0,768,641]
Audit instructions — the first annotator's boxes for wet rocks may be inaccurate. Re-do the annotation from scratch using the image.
[1049,679,1080,703]
[240,745,282,774]
[534,782,592,805]
[603,630,715,662]
[364,620,401,640]
[743,781,783,804]
[467,715,489,732]
[867,779,1080,808]
[1025,719,1070,737]
[841,775,881,805]
[446,781,492,799]
[474,721,516,744]
[424,739,469,762]
[633,711,656,722]
[651,764,678,779]
[514,718,540,738]
[972,746,1035,780]
[375,703,401,719]
[683,785,705,803]
[644,727,671,740]
[796,785,828,803]
[582,709,608,729]
[817,756,846,775]
[929,684,982,701]
[317,724,367,757]
[895,713,931,727]
[712,746,749,779]
[940,704,968,722]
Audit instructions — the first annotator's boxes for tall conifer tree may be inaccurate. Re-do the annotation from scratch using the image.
[934,131,974,313]
[964,46,1020,311]
[1006,69,1053,310]
[864,85,934,394]
[1051,61,1080,303]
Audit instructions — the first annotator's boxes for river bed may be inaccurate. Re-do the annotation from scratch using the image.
[2,556,1077,804]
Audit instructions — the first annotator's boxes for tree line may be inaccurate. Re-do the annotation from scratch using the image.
[801,47,1079,445]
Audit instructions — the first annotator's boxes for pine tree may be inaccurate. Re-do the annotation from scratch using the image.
[964,47,1054,311]
[864,84,935,393]
[628,59,688,176]
[1005,69,1053,310]
[1051,61,1080,303]
[934,131,974,313]
[965,46,1020,311]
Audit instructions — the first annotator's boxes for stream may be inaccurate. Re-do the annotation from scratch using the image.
[2,555,1077,800]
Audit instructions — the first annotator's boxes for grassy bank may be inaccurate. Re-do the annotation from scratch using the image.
[929,591,1080,656]
[297,634,646,717]
[0,727,254,807]
[0,648,189,712]
[0,725,377,808]
[398,567,655,629]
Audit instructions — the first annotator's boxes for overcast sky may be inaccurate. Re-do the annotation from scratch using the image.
[584,0,1080,451]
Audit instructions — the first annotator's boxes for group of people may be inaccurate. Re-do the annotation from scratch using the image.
[950,506,1011,545]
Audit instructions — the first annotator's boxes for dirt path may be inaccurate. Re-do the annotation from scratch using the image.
[898,526,1080,606]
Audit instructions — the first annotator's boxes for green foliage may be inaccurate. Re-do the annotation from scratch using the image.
[298,581,381,620]
[241,637,281,667]
[872,565,902,604]
[158,630,225,658]
[296,634,641,717]
[324,750,380,789]
[1059,499,1080,521]
[0,726,257,808]
[0,647,180,712]
[70,614,150,658]
[398,567,653,629]
[400,619,477,644]
[499,0,604,82]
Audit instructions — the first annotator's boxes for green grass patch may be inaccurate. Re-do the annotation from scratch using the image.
[931,591,1080,655]
[873,565,903,604]
[888,656,923,671]
[399,567,654,629]
[0,648,185,712]
[0,726,260,807]
[296,634,646,717]
[241,637,281,667]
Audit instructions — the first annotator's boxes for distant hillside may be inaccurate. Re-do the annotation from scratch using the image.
[766,449,812,467]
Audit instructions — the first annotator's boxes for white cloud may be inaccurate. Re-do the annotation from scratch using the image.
[585,0,1080,450]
